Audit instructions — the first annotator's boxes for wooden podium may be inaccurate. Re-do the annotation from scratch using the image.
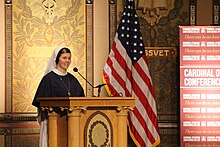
[38,97,135,147]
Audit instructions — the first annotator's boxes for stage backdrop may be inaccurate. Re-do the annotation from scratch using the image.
[180,26,220,146]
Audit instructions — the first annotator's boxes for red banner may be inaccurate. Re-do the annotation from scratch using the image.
[180,26,220,147]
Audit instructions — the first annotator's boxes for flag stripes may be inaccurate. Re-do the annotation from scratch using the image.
[103,0,160,146]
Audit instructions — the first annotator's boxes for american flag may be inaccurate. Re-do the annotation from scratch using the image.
[103,0,160,146]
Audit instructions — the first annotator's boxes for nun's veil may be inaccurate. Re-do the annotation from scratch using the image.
[44,46,64,75]
[38,46,64,147]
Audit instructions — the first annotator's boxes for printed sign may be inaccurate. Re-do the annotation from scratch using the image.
[180,26,220,147]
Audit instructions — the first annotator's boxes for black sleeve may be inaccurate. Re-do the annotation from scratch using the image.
[32,75,52,108]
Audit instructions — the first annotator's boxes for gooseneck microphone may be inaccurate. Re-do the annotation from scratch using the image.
[73,67,94,88]
[73,67,106,97]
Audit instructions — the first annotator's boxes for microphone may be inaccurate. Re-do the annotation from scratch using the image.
[73,67,78,72]
[73,67,106,97]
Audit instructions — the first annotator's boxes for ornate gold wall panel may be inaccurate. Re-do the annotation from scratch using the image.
[11,0,86,113]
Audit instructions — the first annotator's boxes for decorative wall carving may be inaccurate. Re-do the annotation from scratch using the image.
[137,0,170,25]
[12,135,39,147]
[11,0,85,112]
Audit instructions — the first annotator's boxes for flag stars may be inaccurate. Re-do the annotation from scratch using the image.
[117,0,146,63]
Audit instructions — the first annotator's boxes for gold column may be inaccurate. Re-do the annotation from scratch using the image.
[68,107,86,147]
[48,110,58,147]
[117,107,132,147]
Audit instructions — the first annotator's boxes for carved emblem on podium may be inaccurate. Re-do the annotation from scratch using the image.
[89,120,109,147]
[85,111,113,147]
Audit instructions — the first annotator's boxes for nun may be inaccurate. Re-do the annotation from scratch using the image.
[32,46,85,147]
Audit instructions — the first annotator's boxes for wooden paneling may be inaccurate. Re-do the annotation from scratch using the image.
[197,0,212,25]
[0,115,40,147]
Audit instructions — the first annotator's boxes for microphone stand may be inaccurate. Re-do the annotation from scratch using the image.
[94,84,106,97]
[73,68,106,97]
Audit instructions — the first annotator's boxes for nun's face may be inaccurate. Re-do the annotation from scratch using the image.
[57,53,71,72]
